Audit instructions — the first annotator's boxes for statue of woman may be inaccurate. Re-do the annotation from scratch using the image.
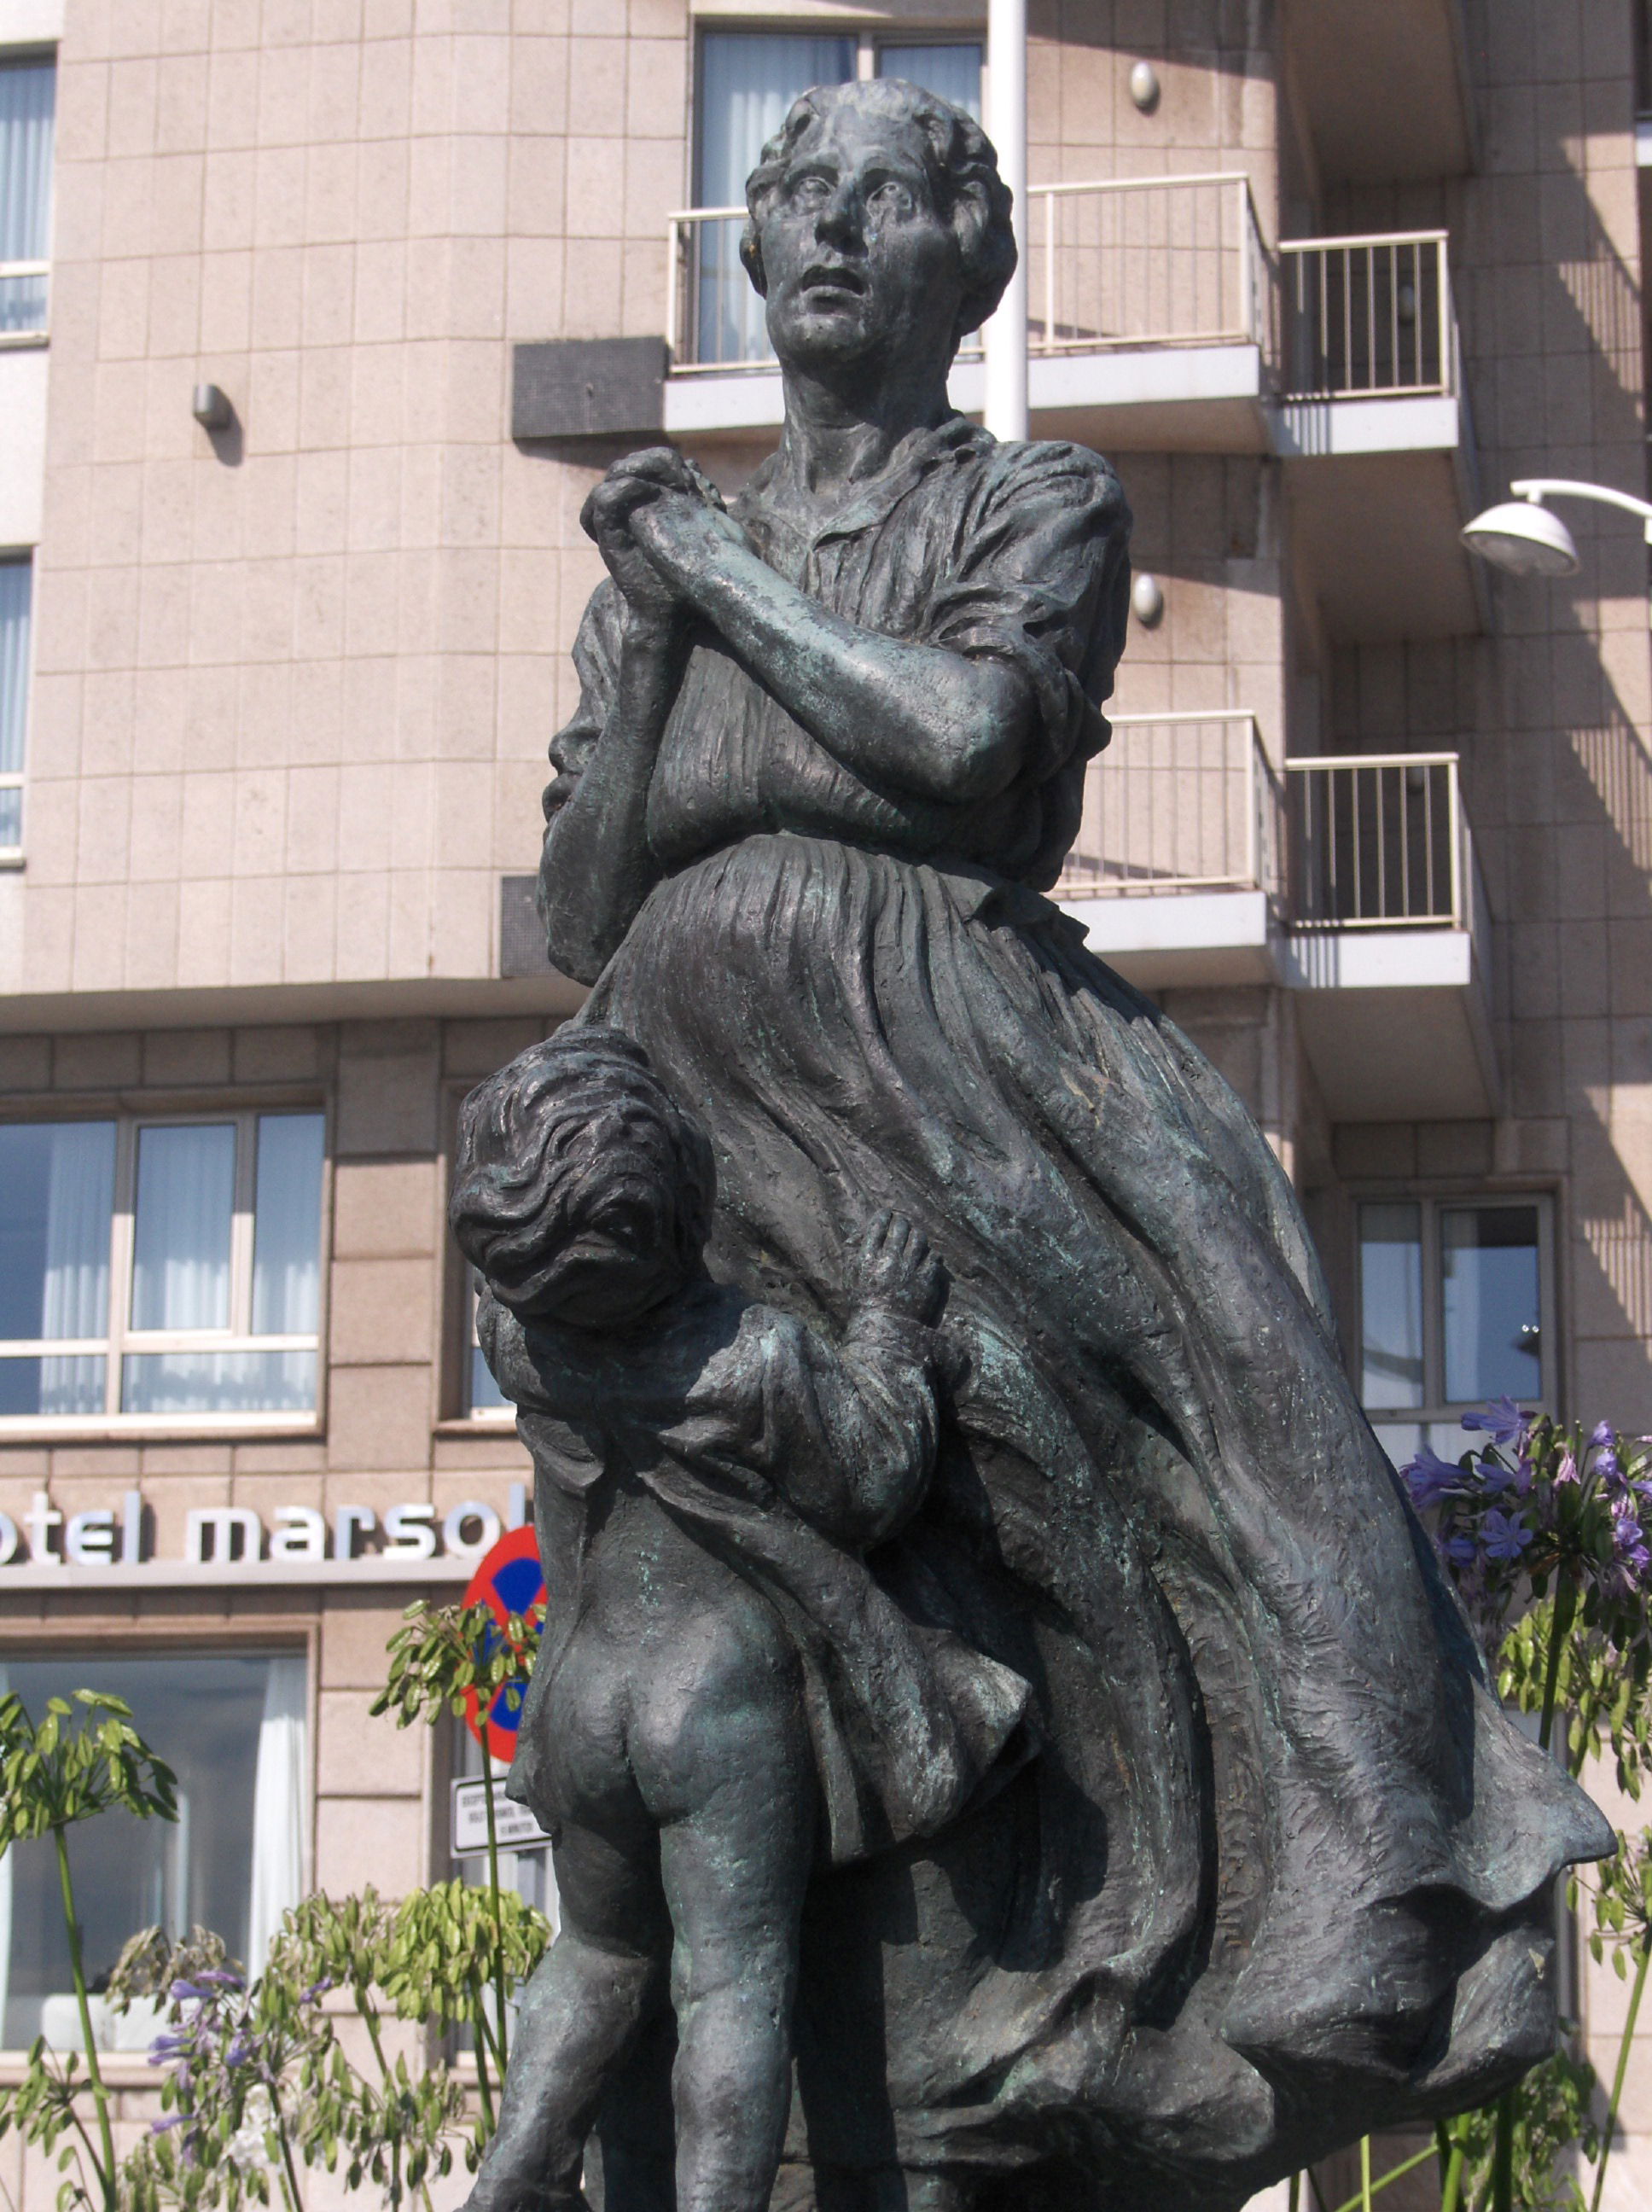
[514,75,1608,2212]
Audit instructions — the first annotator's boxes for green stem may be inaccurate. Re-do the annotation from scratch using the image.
[1439,2134,1465,2212]
[1588,1930,1652,2212]
[1538,1571,1577,1756]
[1329,2145,1437,2212]
[1492,2087,1515,2212]
[467,1974,497,2141]
[52,1828,115,2210]
[482,1763,511,2076]
[265,2079,305,2212]
[359,1994,393,2085]
[1288,2174,1300,2212]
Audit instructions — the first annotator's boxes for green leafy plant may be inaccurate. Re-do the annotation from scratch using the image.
[369,1598,543,2104]
[0,1691,177,2212]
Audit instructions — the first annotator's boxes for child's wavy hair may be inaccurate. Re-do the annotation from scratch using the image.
[451,1027,715,1317]
[741,78,1018,356]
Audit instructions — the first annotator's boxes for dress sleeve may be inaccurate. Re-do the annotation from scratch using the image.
[540,577,625,830]
[922,442,1131,787]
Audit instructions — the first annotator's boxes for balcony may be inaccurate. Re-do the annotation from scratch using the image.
[1052,712,1277,986]
[1273,230,1481,639]
[1051,724,1498,1120]
[662,175,1268,451]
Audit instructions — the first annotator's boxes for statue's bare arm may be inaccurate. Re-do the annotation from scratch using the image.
[631,490,1035,806]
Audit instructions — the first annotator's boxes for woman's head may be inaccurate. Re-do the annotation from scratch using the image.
[742,79,1016,371]
[451,1027,715,1330]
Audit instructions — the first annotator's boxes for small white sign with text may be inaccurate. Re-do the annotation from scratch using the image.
[450,1778,554,1858]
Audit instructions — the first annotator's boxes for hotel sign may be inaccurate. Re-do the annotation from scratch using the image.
[0,1486,530,1585]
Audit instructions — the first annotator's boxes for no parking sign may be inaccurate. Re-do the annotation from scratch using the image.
[462,1522,546,1765]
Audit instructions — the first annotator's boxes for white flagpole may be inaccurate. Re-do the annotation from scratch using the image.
[983,0,1029,441]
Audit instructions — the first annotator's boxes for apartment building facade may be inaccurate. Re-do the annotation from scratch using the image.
[0,0,1647,2201]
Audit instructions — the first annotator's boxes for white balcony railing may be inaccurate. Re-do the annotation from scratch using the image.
[664,201,1461,409]
[1051,711,1274,901]
[0,260,49,341]
[666,174,1263,373]
[1283,753,1473,928]
[1278,230,1454,399]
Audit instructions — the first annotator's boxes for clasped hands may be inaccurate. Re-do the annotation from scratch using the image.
[580,448,751,636]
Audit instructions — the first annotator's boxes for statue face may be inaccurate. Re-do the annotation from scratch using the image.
[756,103,967,376]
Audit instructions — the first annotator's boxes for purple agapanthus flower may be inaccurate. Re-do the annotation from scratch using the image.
[1463,1397,1529,1449]
[1555,1450,1579,1485]
[1480,1508,1533,1561]
[1591,1420,1624,1489]
[1444,1532,1479,1566]
[1401,1443,1463,1509]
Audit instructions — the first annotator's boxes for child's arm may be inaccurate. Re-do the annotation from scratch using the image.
[763,1214,948,1550]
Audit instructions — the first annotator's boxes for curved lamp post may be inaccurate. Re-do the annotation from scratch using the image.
[1462,477,1652,578]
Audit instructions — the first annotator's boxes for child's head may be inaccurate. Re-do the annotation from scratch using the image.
[451,1027,715,1330]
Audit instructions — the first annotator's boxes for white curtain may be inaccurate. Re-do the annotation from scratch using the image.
[250,1115,324,1336]
[877,43,982,118]
[39,1121,115,1417]
[0,59,54,333]
[695,32,856,364]
[131,1123,235,1331]
[247,1658,308,1976]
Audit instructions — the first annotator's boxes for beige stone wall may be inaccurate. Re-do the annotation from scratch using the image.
[4,0,690,1006]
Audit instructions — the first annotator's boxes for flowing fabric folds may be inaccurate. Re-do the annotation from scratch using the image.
[579,832,1611,2199]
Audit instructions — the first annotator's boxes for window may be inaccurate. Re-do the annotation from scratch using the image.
[0,556,27,852]
[690,31,983,365]
[0,1111,326,1423]
[1358,1196,1550,1465]
[0,1650,307,2048]
[465,1268,510,1418]
[0,53,54,338]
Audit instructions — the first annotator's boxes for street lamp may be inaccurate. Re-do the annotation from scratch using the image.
[1462,477,1652,579]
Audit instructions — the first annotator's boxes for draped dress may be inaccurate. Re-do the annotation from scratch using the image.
[538,416,1609,2208]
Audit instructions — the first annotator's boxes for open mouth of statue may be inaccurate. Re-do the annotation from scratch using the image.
[801,265,867,300]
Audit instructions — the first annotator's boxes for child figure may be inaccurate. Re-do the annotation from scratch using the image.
[451,1027,1030,2212]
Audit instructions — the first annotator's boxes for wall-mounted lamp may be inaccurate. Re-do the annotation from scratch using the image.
[1128,61,1160,114]
[1460,477,1652,579]
[1131,571,1165,626]
[191,382,233,432]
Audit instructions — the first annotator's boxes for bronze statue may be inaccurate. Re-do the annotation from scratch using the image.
[462,76,1609,2212]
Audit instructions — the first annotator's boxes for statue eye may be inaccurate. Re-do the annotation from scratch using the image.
[787,172,831,207]
[866,178,917,220]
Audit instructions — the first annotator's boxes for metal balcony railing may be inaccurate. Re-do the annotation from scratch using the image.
[0,260,49,341]
[664,198,1460,410]
[1284,753,1473,928]
[1026,174,1263,356]
[666,174,1263,372]
[1051,711,1274,901]
[1278,231,1454,399]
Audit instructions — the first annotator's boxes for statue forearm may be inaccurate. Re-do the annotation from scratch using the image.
[538,621,683,984]
[632,511,1033,806]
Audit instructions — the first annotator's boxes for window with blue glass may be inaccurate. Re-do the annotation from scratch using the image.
[0,52,55,336]
[0,1111,327,1422]
[689,31,982,368]
[1358,1196,1550,1470]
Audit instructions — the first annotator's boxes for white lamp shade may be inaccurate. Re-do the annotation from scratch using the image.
[1460,500,1579,578]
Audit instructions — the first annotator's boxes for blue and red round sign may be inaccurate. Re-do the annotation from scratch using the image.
[462,1523,546,1764]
